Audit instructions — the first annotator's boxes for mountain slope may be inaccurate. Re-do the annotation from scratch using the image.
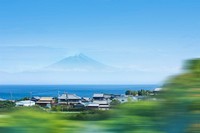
[46,53,111,71]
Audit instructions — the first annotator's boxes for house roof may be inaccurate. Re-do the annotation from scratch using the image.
[93,100,108,105]
[40,97,54,101]
[58,93,81,100]
[58,94,67,99]
[67,94,81,100]
[154,88,162,91]
[36,101,51,104]
[93,93,104,97]
[99,105,110,108]
[16,100,35,106]
[32,96,40,100]
[82,97,90,101]
[87,103,99,107]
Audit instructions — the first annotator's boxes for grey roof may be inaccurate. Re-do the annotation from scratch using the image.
[93,100,108,105]
[154,88,162,91]
[36,101,51,104]
[82,97,90,101]
[99,105,110,108]
[67,94,81,100]
[93,93,104,97]
[58,93,81,100]
[87,103,99,107]
[58,94,67,99]
[16,100,35,106]
[32,96,40,99]
[40,97,54,101]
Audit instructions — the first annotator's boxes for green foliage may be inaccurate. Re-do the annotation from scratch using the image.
[110,99,121,107]
[51,105,86,112]
[125,89,152,96]
[184,58,200,73]
[132,90,138,96]
[0,110,83,133]
[125,90,132,95]
[0,101,15,112]
[138,89,152,96]
[68,110,112,121]
[102,101,165,133]
[163,59,200,133]
[51,105,68,111]
[17,97,30,101]
[125,90,138,96]
[0,101,15,109]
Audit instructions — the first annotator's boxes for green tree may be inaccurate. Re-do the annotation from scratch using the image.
[0,101,15,112]
[110,99,121,107]
[103,59,200,133]
[162,59,200,133]
[125,90,132,95]
[138,89,146,96]
[132,90,138,96]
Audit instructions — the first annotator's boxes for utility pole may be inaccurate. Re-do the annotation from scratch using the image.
[10,92,13,101]
[30,92,32,100]
[57,90,60,97]
[57,90,60,104]
[30,92,32,106]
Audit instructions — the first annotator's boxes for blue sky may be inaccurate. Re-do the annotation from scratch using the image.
[0,0,200,84]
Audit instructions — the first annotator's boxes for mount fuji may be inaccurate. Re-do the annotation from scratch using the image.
[46,53,112,71]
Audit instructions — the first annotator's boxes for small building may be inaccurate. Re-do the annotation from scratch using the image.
[58,93,81,105]
[154,88,162,92]
[87,103,99,110]
[16,100,35,107]
[81,97,91,103]
[31,96,40,102]
[92,93,111,110]
[93,100,108,105]
[153,88,162,95]
[115,95,138,103]
[103,94,112,100]
[36,97,55,108]
[73,103,86,109]
[92,100,110,110]
[93,93,105,101]
[99,104,110,110]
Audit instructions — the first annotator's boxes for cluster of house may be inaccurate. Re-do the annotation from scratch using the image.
[15,93,139,110]
[13,88,162,110]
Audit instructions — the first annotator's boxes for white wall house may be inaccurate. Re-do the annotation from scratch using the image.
[16,100,35,107]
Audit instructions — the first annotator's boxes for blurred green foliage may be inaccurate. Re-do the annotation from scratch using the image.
[68,110,112,121]
[184,58,200,73]
[51,105,86,112]
[162,59,200,133]
[0,108,84,133]
[110,99,121,107]
[101,101,165,133]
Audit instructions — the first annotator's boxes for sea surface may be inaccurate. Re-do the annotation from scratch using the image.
[0,85,158,100]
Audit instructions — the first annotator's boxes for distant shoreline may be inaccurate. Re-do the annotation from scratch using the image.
[0,84,159,100]
[0,84,159,86]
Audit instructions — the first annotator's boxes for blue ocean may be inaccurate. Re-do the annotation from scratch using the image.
[0,85,158,100]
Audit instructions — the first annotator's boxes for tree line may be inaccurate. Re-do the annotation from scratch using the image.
[125,89,153,96]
